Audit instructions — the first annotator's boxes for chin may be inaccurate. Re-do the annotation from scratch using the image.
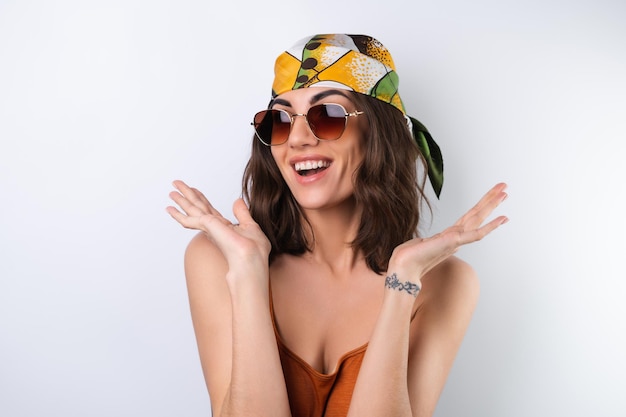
[291,191,356,212]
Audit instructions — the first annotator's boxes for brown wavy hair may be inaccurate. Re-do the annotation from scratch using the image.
[242,92,430,274]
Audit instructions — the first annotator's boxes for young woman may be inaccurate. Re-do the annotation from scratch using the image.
[167,34,508,417]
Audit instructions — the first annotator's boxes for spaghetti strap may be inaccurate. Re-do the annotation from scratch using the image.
[410,302,421,323]
[268,280,280,336]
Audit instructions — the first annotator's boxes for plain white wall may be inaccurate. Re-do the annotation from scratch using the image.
[1,0,624,416]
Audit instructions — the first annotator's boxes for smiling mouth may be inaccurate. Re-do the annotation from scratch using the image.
[294,160,331,176]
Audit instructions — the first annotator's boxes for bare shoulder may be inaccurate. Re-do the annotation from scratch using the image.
[184,231,228,276]
[183,229,230,328]
[184,231,231,317]
[409,255,481,347]
[183,232,232,411]
[419,255,480,310]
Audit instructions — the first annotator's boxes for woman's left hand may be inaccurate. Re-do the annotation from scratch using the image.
[387,182,508,287]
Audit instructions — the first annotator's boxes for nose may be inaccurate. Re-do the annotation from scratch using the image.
[287,114,318,147]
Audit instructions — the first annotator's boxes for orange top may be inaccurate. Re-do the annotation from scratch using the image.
[275,335,367,417]
[270,289,367,417]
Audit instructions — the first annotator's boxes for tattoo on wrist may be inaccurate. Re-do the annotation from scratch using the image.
[385,273,420,297]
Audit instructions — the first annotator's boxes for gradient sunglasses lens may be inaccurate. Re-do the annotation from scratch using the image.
[307,104,349,141]
[253,109,291,146]
[252,104,350,146]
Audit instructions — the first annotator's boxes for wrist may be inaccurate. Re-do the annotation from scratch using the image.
[380,276,417,320]
[226,265,269,293]
[383,272,421,304]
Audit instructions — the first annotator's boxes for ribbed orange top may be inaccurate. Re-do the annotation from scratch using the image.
[276,335,367,417]
[270,289,367,417]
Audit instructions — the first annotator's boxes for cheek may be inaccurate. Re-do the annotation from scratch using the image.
[270,147,282,166]
[350,136,367,167]
[348,119,368,163]
[270,148,290,177]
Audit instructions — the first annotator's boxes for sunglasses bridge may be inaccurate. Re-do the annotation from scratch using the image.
[286,109,364,125]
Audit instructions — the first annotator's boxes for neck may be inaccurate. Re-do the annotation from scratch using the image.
[301,199,363,273]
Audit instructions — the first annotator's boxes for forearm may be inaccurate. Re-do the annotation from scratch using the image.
[221,272,291,417]
[347,274,417,417]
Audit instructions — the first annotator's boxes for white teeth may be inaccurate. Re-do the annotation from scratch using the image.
[294,160,330,171]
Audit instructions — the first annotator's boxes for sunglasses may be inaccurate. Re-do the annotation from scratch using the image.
[252,103,364,146]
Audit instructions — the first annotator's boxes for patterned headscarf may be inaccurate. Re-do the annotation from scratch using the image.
[272,34,444,197]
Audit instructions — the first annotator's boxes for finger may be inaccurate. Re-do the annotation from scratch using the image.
[169,190,207,217]
[191,187,214,209]
[463,183,506,219]
[173,181,209,208]
[465,191,507,230]
[166,205,200,229]
[456,183,508,229]
[166,204,234,240]
[232,198,255,225]
[183,185,219,215]
[172,181,221,216]
[172,179,191,193]
[458,215,508,245]
[459,183,507,219]
[165,205,181,218]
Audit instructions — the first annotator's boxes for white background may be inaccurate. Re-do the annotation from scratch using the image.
[1,0,624,416]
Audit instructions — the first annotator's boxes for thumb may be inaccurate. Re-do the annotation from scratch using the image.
[232,198,254,224]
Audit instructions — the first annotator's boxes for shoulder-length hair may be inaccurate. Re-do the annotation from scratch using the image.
[242,92,430,274]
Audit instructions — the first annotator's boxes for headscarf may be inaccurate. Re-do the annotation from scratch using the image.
[271,34,444,197]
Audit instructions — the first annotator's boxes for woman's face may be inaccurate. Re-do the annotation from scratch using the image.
[269,88,369,212]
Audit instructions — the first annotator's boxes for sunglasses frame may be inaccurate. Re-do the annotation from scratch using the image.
[251,103,364,146]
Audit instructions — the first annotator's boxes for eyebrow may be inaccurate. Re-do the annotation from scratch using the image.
[271,89,351,108]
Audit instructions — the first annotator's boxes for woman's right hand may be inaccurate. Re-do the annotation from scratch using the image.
[166,180,271,276]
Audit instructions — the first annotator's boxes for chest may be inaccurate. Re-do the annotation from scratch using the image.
[269,258,383,375]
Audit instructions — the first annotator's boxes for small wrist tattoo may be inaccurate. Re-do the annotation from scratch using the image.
[385,273,420,297]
